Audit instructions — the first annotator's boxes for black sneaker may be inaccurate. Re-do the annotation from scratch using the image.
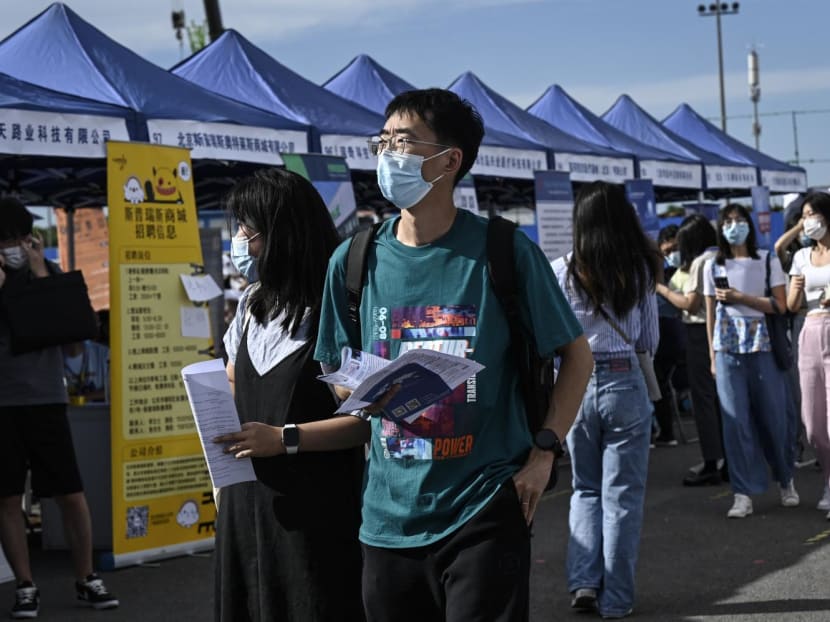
[11,582,39,619]
[75,574,119,610]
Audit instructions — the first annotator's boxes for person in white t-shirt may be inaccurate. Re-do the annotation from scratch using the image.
[787,191,830,519]
[703,204,798,519]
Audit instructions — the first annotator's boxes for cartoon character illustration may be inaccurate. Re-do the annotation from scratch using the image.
[176,499,200,528]
[123,176,145,204]
[144,166,184,204]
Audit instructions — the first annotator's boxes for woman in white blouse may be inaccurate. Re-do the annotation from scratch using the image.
[787,191,830,519]
[704,204,797,519]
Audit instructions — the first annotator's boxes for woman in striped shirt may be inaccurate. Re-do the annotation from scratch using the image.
[552,181,660,620]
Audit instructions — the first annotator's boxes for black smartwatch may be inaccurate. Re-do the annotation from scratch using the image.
[533,428,564,459]
[281,424,300,455]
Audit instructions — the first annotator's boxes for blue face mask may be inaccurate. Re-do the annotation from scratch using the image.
[722,221,749,246]
[376,149,450,210]
[230,233,260,282]
[800,233,813,247]
[666,251,681,269]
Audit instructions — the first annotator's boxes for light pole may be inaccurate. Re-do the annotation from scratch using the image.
[697,2,740,132]
[203,0,225,42]
[748,48,761,149]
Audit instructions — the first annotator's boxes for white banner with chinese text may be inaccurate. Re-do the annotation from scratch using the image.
[639,159,702,190]
[0,109,129,157]
[553,153,634,184]
[704,164,758,190]
[761,168,807,193]
[471,145,547,179]
[320,134,374,171]
[147,120,307,164]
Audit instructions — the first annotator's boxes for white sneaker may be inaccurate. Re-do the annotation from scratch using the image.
[780,480,800,507]
[727,494,753,518]
[817,485,830,511]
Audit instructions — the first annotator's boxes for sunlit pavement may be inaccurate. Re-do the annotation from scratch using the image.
[2,421,829,621]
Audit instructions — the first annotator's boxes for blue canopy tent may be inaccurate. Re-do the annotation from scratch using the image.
[323,55,548,180]
[662,103,807,194]
[449,72,635,185]
[323,54,416,117]
[602,94,759,197]
[0,3,311,209]
[321,55,553,225]
[0,70,138,206]
[171,31,384,172]
[527,85,703,198]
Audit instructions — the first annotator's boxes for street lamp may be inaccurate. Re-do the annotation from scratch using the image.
[748,48,761,149]
[171,3,186,58]
[697,2,740,132]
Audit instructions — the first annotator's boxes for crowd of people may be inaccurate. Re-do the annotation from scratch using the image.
[651,195,830,524]
[1,86,829,622]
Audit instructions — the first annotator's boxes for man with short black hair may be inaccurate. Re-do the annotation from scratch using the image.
[315,89,594,621]
[0,197,118,618]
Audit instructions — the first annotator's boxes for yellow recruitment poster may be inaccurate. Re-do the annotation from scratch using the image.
[106,142,216,567]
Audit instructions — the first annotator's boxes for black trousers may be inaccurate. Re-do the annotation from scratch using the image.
[361,479,530,622]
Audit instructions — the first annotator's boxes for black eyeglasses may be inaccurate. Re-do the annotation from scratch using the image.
[367,136,452,156]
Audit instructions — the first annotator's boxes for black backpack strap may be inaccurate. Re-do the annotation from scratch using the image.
[344,223,381,347]
[487,217,555,479]
[487,216,520,326]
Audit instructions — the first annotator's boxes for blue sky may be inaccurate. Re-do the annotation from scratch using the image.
[3,0,829,187]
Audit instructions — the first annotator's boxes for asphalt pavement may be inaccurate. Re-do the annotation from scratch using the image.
[3,413,830,621]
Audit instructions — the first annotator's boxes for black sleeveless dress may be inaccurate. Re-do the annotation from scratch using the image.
[215,321,365,622]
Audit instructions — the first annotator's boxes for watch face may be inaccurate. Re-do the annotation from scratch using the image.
[282,425,300,447]
[534,428,557,450]
[534,428,563,456]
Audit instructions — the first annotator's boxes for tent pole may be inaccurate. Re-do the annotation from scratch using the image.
[65,204,76,271]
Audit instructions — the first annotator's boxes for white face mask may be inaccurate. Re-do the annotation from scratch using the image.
[803,217,828,241]
[1,245,27,269]
[230,232,260,282]
[376,149,450,210]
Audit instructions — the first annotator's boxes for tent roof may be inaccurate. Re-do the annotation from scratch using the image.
[602,94,730,164]
[448,72,620,157]
[322,56,542,152]
[0,70,134,118]
[663,103,807,191]
[528,85,694,163]
[323,54,416,116]
[0,3,307,131]
[171,30,382,137]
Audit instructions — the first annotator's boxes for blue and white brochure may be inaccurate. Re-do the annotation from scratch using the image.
[318,347,484,423]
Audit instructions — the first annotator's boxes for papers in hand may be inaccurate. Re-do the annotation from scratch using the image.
[181,359,256,489]
[318,347,484,423]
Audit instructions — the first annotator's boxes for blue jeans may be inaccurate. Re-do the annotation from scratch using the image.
[566,361,652,618]
[715,351,792,495]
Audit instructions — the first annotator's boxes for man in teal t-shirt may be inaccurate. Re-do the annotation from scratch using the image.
[315,89,593,622]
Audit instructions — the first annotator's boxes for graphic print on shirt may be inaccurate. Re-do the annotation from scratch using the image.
[369,304,479,461]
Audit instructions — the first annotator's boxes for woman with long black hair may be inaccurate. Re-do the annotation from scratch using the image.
[704,203,797,519]
[212,168,366,622]
[656,214,727,485]
[552,181,660,620]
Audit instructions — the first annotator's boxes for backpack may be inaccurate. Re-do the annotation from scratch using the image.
[344,216,554,437]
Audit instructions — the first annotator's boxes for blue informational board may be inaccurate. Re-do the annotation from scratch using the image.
[625,179,659,238]
[534,171,574,261]
[751,186,772,250]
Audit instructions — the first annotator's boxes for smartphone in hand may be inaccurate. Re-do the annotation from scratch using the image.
[714,276,730,289]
